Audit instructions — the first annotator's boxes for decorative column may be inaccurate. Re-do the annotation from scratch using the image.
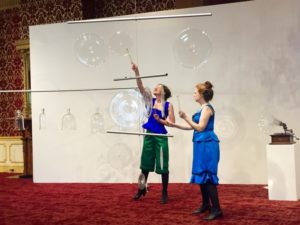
[15,39,31,118]
[15,39,32,178]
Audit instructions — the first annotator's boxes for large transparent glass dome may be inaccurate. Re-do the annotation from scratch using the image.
[142,87,153,119]
[74,33,109,67]
[173,27,212,69]
[109,30,134,56]
[109,89,152,128]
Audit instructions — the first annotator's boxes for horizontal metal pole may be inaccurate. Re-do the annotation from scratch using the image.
[113,73,168,81]
[68,13,212,24]
[106,130,173,137]
[0,87,136,93]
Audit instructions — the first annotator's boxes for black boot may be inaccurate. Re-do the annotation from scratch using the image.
[133,170,149,200]
[203,210,223,220]
[161,173,169,204]
[192,204,211,214]
[203,183,223,220]
[161,189,168,204]
[133,188,147,200]
[192,184,211,214]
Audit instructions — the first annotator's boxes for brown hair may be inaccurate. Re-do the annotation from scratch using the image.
[159,84,172,100]
[196,81,214,102]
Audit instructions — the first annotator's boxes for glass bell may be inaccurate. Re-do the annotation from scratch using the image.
[39,108,46,130]
[15,110,25,131]
[61,108,76,130]
[91,108,105,134]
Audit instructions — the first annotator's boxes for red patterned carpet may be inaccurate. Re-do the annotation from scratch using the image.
[0,173,299,225]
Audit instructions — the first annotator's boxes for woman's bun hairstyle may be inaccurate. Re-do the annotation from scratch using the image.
[196,81,214,102]
[204,81,213,89]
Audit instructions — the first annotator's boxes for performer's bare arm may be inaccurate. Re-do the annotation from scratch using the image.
[179,106,212,132]
[131,63,145,94]
[154,103,176,126]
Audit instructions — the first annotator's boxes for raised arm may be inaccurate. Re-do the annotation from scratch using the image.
[131,63,145,94]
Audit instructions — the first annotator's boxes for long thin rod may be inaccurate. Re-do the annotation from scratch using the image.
[113,73,168,81]
[0,87,136,93]
[68,13,212,24]
[126,48,133,63]
[106,130,173,137]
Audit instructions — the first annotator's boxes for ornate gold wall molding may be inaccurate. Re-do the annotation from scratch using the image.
[0,136,23,173]
[0,137,22,140]
[15,39,29,51]
[0,0,20,10]
[15,39,31,118]
[0,144,7,163]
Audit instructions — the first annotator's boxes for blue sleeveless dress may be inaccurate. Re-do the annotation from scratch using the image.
[190,104,220,185]
[143,98,169,134]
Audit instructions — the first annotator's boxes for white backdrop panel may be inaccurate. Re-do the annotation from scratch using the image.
[30,0,300,183]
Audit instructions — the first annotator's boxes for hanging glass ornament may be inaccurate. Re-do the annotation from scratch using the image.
[61,108,76,130]
[91,108,105,134]
[15,110,25,131]
[39,108,46,130]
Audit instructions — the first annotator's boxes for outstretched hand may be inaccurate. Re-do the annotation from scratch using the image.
[166,121,175,127]
[153,113,160,122]
[131,62,139,74]
[154,114,174,127]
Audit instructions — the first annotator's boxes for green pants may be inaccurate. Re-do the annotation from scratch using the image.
[140,131,169,174]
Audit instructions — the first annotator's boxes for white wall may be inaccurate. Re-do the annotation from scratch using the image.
[30,0,300,184]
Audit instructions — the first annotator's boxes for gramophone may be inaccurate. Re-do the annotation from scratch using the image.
[270,120,299,144]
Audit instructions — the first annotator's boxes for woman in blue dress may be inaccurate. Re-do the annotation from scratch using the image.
[170,81,223,220]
